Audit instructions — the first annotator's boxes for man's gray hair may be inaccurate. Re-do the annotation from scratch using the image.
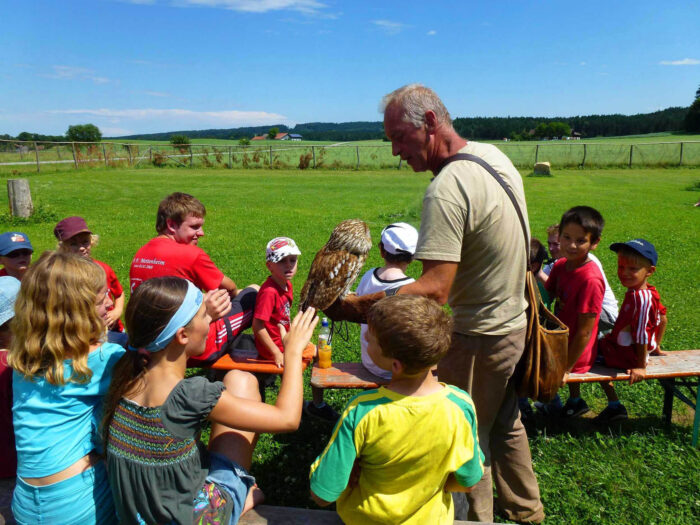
[380,84,452,128]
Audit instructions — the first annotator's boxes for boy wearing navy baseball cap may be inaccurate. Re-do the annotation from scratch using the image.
[0,232,33,281]
[594,238,668,423]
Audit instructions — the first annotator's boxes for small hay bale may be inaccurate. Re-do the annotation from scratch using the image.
[534,161,551,175]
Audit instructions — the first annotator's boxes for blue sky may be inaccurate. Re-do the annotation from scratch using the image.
[1,0,698,137]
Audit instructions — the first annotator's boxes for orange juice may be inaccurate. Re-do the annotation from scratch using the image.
[318,344,332,368]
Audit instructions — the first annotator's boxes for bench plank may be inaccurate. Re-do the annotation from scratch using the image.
[211,344,315,374]
[566,350,700,383]
[239,504,485,524]
[311,362,389,389]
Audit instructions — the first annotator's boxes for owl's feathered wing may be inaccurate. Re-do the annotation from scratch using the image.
[300,219,372,311]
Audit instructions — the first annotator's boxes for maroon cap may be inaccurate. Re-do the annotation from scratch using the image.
[54,216,92,241]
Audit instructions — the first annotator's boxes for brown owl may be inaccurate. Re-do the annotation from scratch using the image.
[300,219,372,312]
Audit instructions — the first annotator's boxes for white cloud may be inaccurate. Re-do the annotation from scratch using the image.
[659,58,700,66]
[427,30,436,36]
[372,19,407,35]
[43,65,110,84]
[48,108,289,127]
[124,0,329,15]
[144,91,171,97]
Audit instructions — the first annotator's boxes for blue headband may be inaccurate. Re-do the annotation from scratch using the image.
[129,281,203,353]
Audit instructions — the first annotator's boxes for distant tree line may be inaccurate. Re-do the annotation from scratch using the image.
[453,107,689,140]
[3,102,697,145]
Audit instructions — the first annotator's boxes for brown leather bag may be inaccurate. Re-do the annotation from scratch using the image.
[440,153,569,402]
[517,272,570,401]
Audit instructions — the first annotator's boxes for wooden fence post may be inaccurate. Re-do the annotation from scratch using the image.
[270,145,273,167]
[356,146,360,169]
[312,146,316,168]
[629,144,634,167]
[149,147,153,164]
[56,145,62,160]
[7,179,33,218]
[102,144,108,167]
[228,146,232,168]
[581,143,587,168]
[398,159,402,170]
[679,142,684,166]
[33,142,40,173]
[71,142,79,169]
[535,144,539,164]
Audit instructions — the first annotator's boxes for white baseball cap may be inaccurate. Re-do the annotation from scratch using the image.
[0,276,20,327]
[380,223,418,255]
[266,237,301,263]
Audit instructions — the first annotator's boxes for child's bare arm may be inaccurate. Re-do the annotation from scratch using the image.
[209,309,318,432]
[627,343,649,384]
[105,293,125,329]
[310,490,333,507]
[568,313,598,366]
[444,472,474,493]
[252,318,284,367]
[656,314,668,349]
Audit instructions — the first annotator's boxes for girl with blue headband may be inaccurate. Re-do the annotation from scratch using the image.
[102,276,318,525]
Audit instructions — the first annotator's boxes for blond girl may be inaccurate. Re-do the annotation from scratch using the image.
[8,251,123,525]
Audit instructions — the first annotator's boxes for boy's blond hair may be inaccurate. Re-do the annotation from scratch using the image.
[56,234,100,253]
[367,295,452,374]
[7,251,106,385]
[155,192,206,234]
[546,223,559,236]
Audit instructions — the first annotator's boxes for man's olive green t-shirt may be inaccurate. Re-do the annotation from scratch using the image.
[414,141,529,336]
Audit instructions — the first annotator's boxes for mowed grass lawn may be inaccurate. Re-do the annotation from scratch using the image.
[1,167,699,524]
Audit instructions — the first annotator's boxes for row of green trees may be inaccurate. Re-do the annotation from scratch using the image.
[2,124,102,143]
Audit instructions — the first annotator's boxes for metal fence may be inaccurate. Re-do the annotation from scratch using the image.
[2,139,699,173]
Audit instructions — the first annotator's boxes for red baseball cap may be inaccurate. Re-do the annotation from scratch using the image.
[54,216,92,242]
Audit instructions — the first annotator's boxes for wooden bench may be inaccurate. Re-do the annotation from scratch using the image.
[209,344,315,374]
[239,504,488,524]
[311,350,700,446]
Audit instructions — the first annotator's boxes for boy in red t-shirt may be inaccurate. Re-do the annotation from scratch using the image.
[543,206,606,418]
[253,237,301,367]
[594,239,668,423]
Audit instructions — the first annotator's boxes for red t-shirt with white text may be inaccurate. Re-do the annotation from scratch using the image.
[254,276,293,359]
[546,257,604,373]
[129,237,223,292]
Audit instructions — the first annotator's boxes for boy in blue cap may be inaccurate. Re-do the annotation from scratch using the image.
[594,238,668,423]
[0,232,33,281]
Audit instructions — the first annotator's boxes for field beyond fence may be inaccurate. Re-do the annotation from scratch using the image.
[2,138,700,173]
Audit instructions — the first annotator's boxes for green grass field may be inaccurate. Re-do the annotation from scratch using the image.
[1,167,699,523]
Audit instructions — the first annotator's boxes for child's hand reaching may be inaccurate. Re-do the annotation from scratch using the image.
[204,289,231,321]
[279,307,318,365]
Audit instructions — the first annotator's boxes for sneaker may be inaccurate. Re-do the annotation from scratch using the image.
[534,394,563,417]
[593,404,628,424]
[562,398,590,418]
[303,401,340,423]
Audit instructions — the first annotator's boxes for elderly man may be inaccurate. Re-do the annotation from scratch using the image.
[333,84,543,523]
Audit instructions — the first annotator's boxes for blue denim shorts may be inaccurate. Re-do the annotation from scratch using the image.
[206,452,257,525]
[12,461,117,525]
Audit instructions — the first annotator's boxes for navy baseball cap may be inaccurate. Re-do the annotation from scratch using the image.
[0,232,33,256]
[610,238,658,266]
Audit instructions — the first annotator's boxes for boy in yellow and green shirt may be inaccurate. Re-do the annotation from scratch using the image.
[309,295,484,524]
